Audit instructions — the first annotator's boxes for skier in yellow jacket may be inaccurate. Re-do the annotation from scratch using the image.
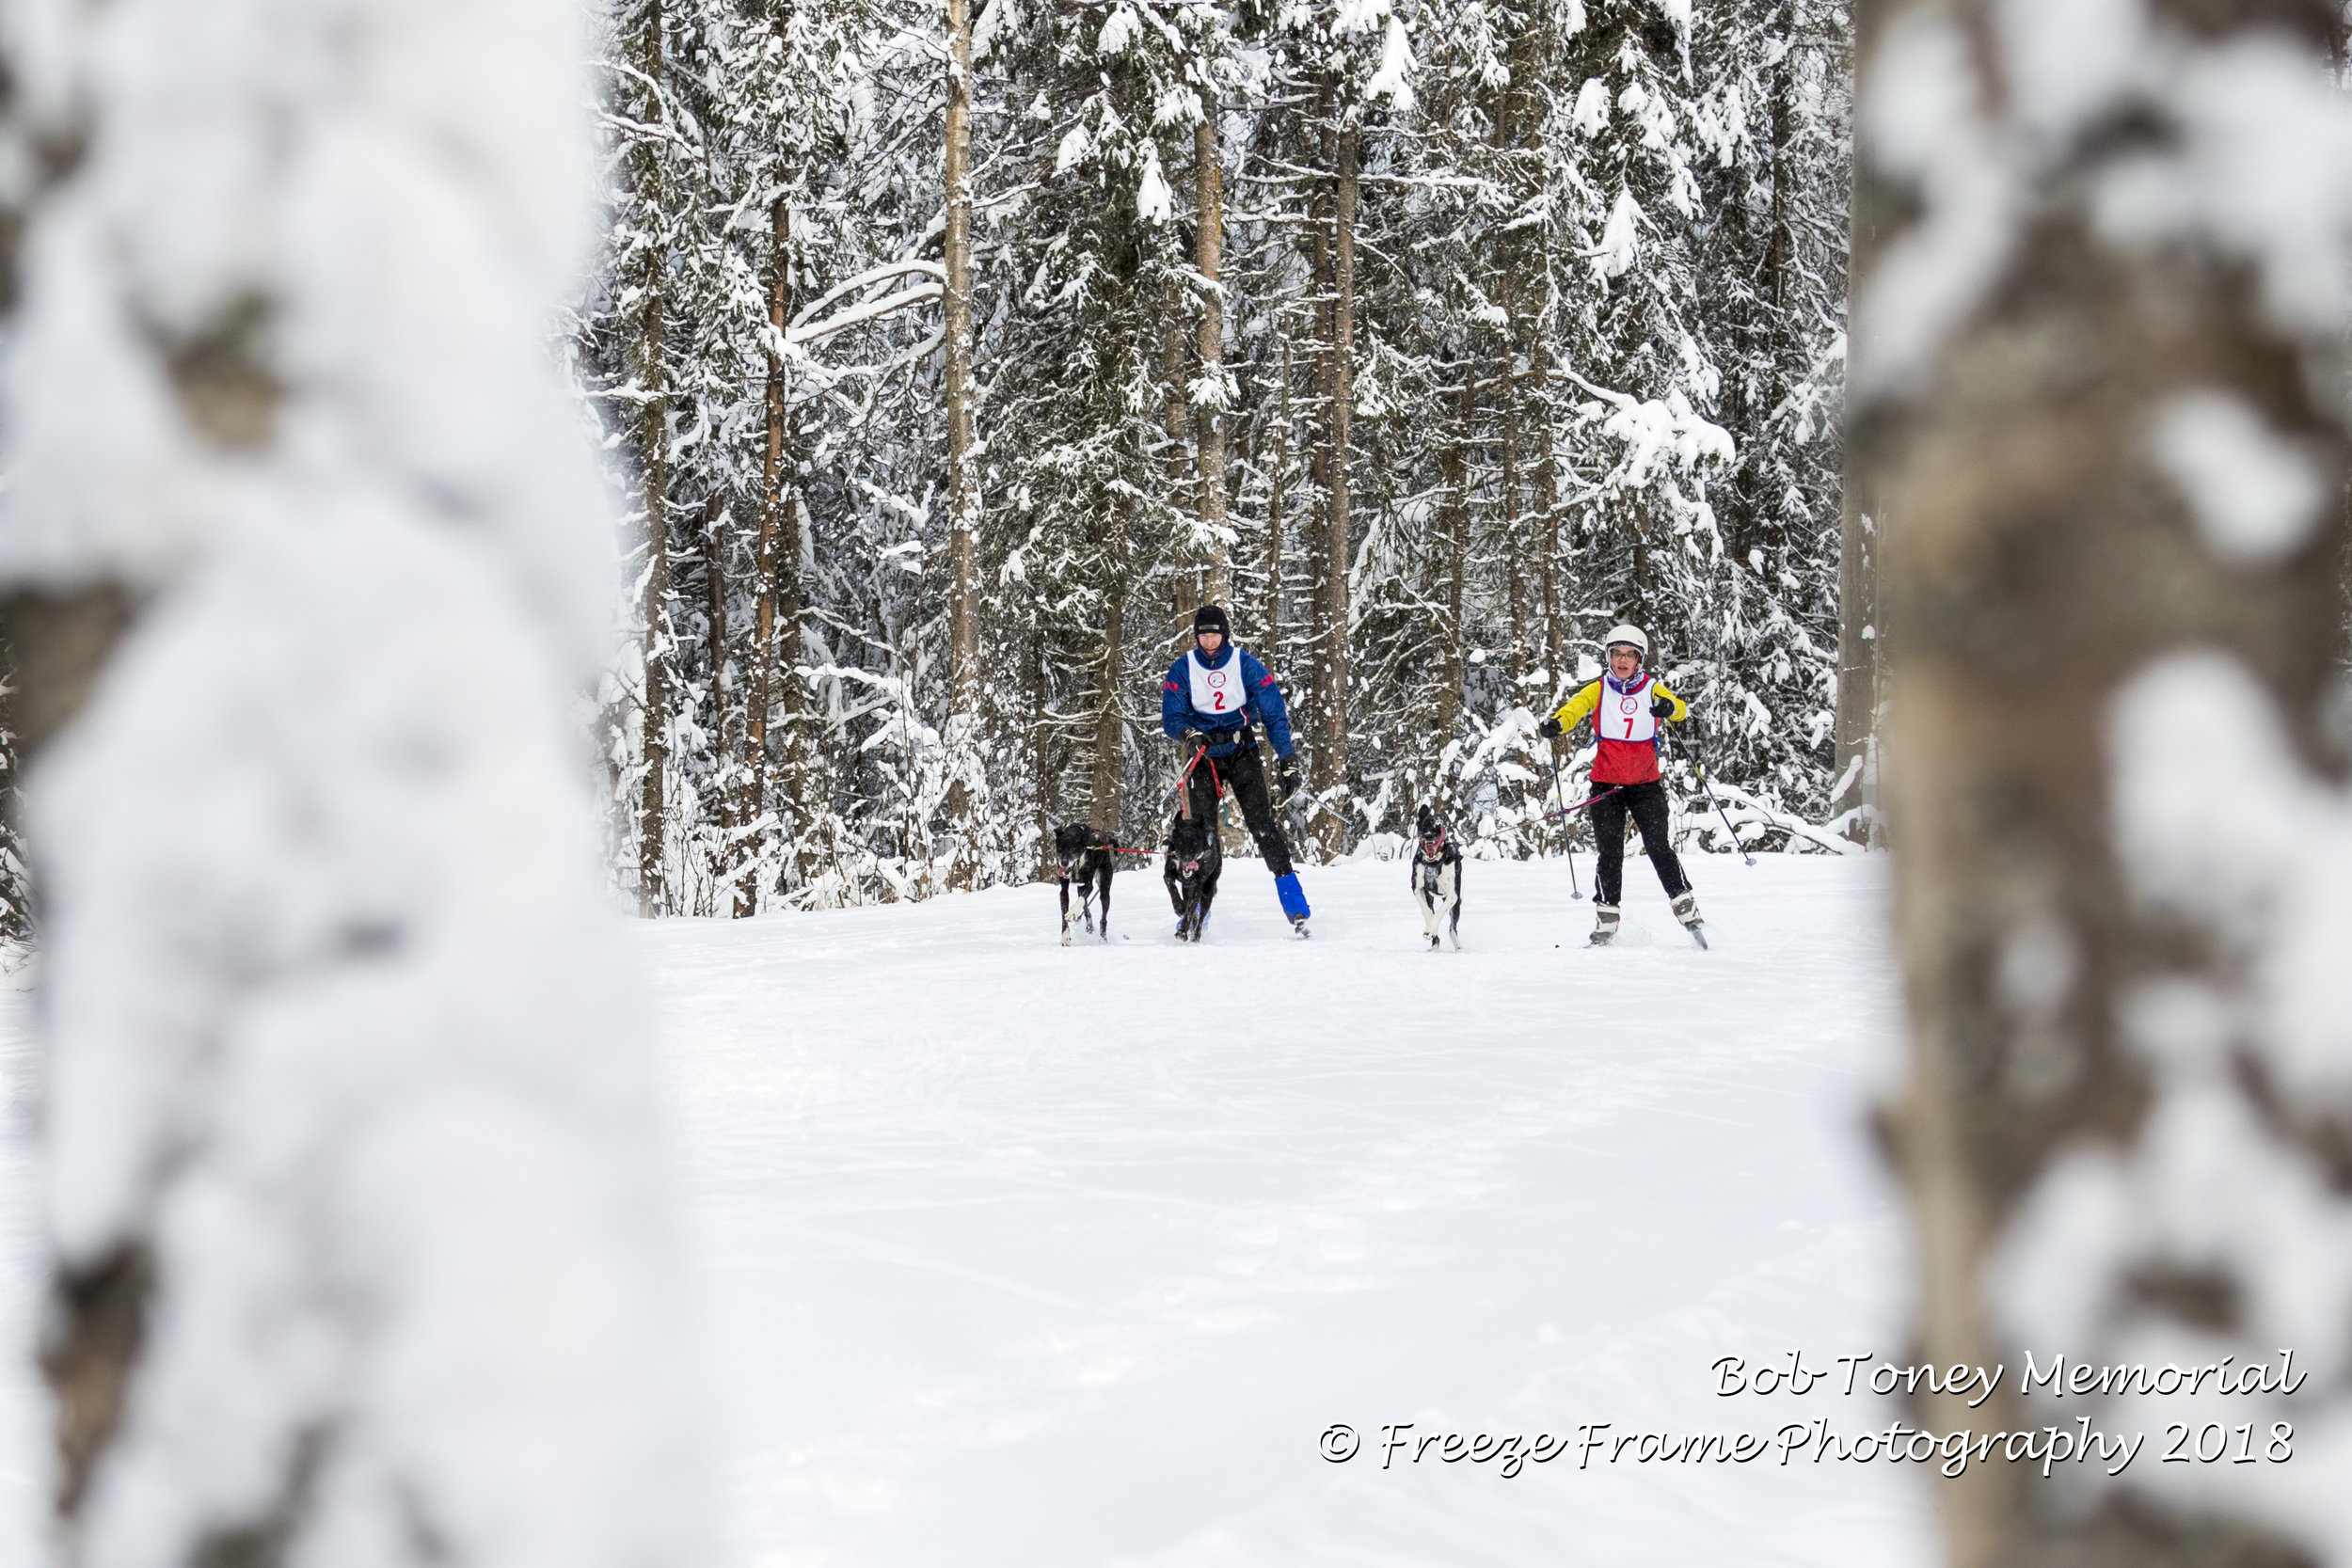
[1537,624,1705,945]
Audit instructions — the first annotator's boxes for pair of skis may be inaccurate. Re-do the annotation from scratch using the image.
[1589,921,1709,951]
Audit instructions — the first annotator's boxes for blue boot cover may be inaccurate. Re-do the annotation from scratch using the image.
[1276,873,1311,922]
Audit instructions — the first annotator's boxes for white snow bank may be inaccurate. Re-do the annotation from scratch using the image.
[625,857,1930,1566]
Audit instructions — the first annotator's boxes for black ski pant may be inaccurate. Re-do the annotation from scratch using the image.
[1183,740,1295,878]
[1591,780,1691,906]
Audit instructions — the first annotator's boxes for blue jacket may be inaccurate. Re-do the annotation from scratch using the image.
[1161,643,1295,759]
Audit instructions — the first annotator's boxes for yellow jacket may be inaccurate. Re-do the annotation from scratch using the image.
[1549,677,1686,784]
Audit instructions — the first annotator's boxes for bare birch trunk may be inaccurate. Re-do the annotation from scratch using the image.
[741,194,792,915]
[1196,116,1229,608]
[1266,339,1290,653]
[634,0,670,920]
[943,0,981,884]
[1859,1,2352,1564]
[701,493,733,852]
[1832,3,1881,834]
[1436,372,1470,752]
[1534,352,1561,677]
[1316,123,1356,861]
[1500,273,1524,686]
[1535,363,1565,849]
[1166,323,1196,644]
[1308,141,1334,779]
[1091,495,1126,834]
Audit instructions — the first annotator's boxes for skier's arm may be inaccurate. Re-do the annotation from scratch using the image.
[1161,660,1192,739]
[1538,682,1602,737]
[1242,651,1295,757]
[1650,683,1690,722]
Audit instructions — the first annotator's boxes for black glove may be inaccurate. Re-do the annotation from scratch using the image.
[1536,715,1564,739]
[1649,697,1676,720]
[1179,729,1211,754]
[1276,753,1303,800]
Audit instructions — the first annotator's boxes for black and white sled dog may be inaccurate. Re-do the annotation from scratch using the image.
[1055,822,1115,945]
[1411,803,1463,951]
[1163,809,1223,942]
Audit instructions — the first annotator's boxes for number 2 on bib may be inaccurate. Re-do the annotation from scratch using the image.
[1186,648,1246,718]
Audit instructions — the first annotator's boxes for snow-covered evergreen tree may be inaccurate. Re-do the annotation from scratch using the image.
[575,0,1857,900]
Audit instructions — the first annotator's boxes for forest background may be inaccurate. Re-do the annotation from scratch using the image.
[564,0,1856,918]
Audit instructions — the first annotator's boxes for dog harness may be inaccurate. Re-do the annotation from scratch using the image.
[1185,647,1249,719]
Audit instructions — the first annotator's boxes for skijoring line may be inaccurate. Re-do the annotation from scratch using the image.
[1534,784,1623,823]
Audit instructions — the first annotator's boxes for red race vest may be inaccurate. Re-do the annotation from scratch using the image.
[1591,674,1664,784]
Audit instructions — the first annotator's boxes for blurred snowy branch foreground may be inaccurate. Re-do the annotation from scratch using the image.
[1856,0,2352,1561]
[0,0,698,1564]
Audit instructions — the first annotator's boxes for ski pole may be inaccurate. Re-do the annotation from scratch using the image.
[1545,746,1581,898]
[1687,726,1756,867]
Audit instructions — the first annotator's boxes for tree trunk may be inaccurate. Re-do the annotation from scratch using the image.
[1196,114,1229,608]
[634,0,670,920]
[1535,357,1565,851]
[1534,348,1562,678]
[1091,494,1126,834]
[943,0,981,883]
[1500,272,1524,686]
[1165,321,1196,643]
[1316,123,1356,861]
[1858,2,2352,1566]
[1307,130,1334,781]
[741,193,792,915]
[1266,337,1289,653]
[701,492,732,849]
[1832,4,1881,835]
[1029,623,1051,877]
[1436,371,1470,753]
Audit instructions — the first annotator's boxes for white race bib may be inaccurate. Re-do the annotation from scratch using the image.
[1594,677,1659,743]
[1187,649,1249,719]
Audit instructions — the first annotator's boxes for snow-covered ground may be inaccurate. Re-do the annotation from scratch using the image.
[0,852,1937,1565]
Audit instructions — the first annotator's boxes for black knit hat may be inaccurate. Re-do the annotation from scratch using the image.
[1193,603,1232,640]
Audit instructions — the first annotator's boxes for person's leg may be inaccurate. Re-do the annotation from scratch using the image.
[1223,746,1310,924]
[1626,782,1692,897]
[1590,788,1629,905]
[1184,752,1220,830]
[1221,747,1295,878]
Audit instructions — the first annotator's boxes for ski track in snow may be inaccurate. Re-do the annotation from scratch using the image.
[0,855,1937,1566]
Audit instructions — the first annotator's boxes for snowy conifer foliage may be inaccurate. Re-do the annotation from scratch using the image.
[584,0,1854,908]
[0,0,698,1561]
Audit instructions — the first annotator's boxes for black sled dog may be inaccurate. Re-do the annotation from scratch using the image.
[1055,822,1115,945]
[1410,803,1463,951]
[1163,809,1222,942]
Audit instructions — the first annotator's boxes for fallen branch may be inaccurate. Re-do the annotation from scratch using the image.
[1702,781,1862,856]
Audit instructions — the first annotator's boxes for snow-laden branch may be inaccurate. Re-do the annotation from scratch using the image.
[1704,781,1861,855]
[787,259,948,341]
[788,281,945,346]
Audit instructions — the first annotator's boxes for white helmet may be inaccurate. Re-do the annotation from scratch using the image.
[1601,623,1648,657]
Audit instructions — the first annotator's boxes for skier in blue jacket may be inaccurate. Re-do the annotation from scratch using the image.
[1160,604,1313,936]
